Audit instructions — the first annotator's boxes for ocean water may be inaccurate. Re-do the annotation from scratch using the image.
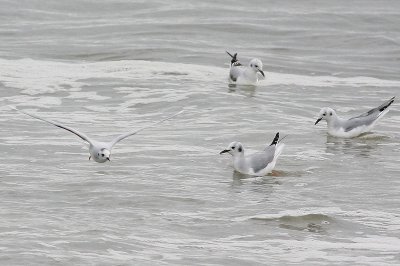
[0,0,400,265]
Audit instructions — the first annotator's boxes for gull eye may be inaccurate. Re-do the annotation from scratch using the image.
[102,154,105,157]
[323,113,326,116]
[329,112,332,116]
[250,64,253,67]
[231,146,235,150]
[255,65,258,68]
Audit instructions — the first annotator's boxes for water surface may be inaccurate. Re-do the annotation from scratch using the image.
[0,1,399,265]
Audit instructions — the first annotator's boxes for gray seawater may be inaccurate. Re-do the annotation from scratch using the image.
[1,0,400,265]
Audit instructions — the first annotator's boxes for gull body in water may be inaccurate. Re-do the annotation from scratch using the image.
[220,132,285,176]
[315,97,395,138]
[226,51,265,85]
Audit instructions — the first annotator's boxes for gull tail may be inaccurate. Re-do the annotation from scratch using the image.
[270,132,286,160]
[267,132,285,165]
[226,51,241,66]
[274,142,285,160]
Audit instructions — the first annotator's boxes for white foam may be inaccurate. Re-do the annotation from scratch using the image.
[266,72,400,87]
[66,91,110,101]
[1,58,399,102]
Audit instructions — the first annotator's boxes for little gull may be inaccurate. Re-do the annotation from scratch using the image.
[220,132,285,176]
[13,107,183,163]
[315,96,395,138]
[226,51,265,85]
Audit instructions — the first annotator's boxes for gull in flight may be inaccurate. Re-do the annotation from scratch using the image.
[315,96,395,138]
[14,108,183,163]
[220,132,285,176]
[226,51,265,85]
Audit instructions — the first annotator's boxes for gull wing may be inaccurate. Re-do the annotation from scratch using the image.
[250,132,285,173]
[108,110,183,148]
[226,51,242,66]
[16,108,93,144]
[350,96,395,120]
[248,146,276,174]
[344,96,395,132]
[226,51,243,82]
[229,66,244,82]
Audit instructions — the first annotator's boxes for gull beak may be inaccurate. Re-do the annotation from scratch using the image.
[258,69,265,77]
[315,118,322,125]
[220,149,230,155]
[107,157,110,161]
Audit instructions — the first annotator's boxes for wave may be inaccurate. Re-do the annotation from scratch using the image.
[237,207,338,222]
[1,57,399,97]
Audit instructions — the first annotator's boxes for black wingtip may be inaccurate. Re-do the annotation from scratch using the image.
[379,96,395,112]
[226,51,239,66]
[270,132,280,146]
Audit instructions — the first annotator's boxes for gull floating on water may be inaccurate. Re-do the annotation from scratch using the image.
[226,51,265,85]
[315,96,395,138]
[13,107,183,163]
[220,132,285,176]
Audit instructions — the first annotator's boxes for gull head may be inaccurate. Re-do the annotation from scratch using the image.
[98,148,111,162]
[315,107,336,125]
[249,58,265,77]
[220,142,244,156]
